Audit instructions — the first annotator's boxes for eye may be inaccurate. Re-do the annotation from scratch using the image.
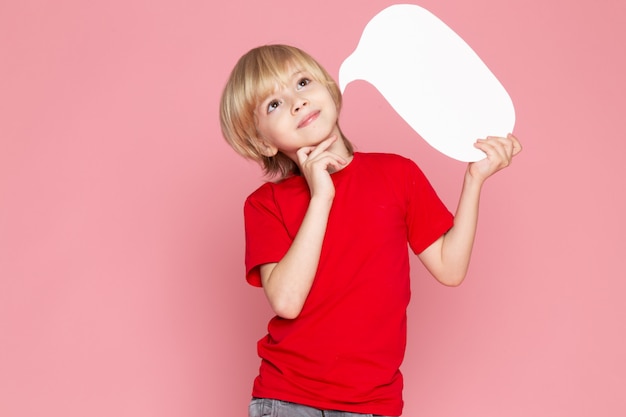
[296,78,311,90]
[267,99,280,113]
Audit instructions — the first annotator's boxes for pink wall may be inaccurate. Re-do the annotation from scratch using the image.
[1,0,624,416]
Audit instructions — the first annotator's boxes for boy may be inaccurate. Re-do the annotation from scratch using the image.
[219,44,521,417]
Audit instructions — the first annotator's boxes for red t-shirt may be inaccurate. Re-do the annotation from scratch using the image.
[244,152,454,416]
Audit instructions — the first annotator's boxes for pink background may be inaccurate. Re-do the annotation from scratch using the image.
[1,0,624,416]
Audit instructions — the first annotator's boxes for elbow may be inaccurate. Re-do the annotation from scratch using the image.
[435,270,468,287]
[276,311,300,320]
[269,297,304,320]
[442,276,465,287]
[272,305,302,320]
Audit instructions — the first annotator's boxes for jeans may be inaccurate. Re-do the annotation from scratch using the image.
[248,397,396,417]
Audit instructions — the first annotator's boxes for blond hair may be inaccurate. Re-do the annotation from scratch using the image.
[219,44,353,178]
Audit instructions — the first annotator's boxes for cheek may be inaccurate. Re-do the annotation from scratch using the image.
[254,113,271,135]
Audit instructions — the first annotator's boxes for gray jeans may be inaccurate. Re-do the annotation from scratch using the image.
[248,397,396,417]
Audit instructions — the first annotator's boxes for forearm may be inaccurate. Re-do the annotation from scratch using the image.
[262,195,332,318]
[421,134,522,285]
[260,136,349,318]
[421,171,484,286]
[443,172,484,282]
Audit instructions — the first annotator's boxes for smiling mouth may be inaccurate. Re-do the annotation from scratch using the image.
[298,111,320,128]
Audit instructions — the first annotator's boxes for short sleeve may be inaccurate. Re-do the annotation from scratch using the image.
[244,183,293,287]
[404,160,454,254]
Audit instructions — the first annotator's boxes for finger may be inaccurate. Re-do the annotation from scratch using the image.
[323,154,348,173]
[495,136,514,159]
[475,138,508,165]
[307,135,338,160]
[488,136,516,157]
[507,133,523,156]
[480,135,515,159]
[474,138,498,157]
[296,145,316,165]
[308,152,347,172]
[296,136,339,166]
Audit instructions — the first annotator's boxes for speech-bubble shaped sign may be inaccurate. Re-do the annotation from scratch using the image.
[339,4,516,162]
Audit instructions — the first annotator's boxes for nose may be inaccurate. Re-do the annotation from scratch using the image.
[292,97,308,114]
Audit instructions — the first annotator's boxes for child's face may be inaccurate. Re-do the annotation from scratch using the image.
[254,66,340,160]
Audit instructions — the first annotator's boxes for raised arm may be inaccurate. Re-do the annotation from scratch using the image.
[260,137,347,319]
[418,133,522,286]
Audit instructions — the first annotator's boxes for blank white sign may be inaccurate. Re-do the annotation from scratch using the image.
[339,4,516,162]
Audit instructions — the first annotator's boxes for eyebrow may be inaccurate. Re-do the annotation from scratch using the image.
[288,69,307,80]
[255,69,310,110]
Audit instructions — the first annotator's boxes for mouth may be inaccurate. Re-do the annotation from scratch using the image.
[298,111,320,128]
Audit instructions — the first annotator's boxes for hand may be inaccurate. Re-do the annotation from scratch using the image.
[296,136,348,200]
[468,133,522,182]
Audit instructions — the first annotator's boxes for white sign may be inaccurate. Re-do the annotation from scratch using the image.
[340,4,516,162]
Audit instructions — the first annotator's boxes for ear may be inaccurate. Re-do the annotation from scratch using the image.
[253,137,278,157]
